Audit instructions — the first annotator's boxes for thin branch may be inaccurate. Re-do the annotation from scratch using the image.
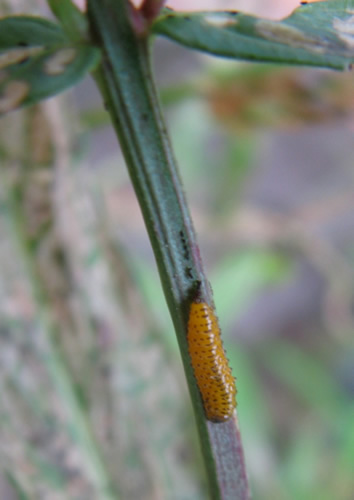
[87,0,249,498]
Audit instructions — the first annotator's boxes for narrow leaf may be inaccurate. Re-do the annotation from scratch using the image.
[0,16,100,115]
[47,0,89,41]
[0,16,67,48]
[153,1,354,69]
[0,44,100,115]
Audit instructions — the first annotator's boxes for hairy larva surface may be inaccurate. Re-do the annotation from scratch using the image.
[187,302,237,422]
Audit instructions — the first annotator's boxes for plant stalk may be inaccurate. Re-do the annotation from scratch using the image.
[87,1,249,498]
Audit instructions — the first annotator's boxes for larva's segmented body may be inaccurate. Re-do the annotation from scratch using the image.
[187,302,237,422]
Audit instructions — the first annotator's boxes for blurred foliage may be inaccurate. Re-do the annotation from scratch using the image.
[0,98,205,498]
[1,1,354,500]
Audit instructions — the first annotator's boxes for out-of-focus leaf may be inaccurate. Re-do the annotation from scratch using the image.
[0,17,100,115]
[0,16,67,48]
[153,2,354,70]
[0,45,100,115]
[213,251,293,324]
[47,0,89,41]
[261,341,348,417]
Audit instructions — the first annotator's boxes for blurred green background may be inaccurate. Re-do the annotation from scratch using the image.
[0,1,354,499]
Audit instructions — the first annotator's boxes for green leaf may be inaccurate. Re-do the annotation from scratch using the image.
[47,0,89,41]
[0,16,67,48]
[153,1,354,70]
[0,17,100,115]
[0,45,100,115]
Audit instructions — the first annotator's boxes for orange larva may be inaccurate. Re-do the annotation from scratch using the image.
[187,302,237,422]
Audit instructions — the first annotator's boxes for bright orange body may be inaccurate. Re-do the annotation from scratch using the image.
[187,302,237,422]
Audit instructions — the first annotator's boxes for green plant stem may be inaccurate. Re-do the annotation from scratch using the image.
[87,0,249,498]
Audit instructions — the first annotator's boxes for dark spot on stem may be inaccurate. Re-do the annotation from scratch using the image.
[185,267,193,280]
